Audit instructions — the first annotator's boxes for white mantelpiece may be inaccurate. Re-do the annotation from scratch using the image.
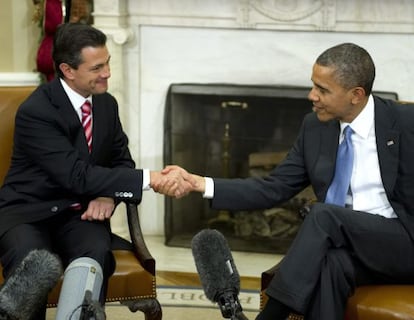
[93,0,414,236]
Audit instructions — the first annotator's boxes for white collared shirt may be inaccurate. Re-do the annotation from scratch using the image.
[345,95,396,218]
[60,78,92,120]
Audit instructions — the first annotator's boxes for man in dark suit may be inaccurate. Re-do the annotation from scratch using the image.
[157,43,414,319]
[0,23,192,319]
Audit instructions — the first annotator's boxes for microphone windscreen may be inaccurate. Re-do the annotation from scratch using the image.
[0,249,63,320]
[191,229,240,302]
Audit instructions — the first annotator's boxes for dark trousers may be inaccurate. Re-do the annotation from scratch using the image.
[0,209,115,320]
[265,203,414,320]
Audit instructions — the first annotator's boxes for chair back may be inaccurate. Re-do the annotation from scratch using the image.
[0,86,35,184]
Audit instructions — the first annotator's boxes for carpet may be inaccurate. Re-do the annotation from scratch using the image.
[46,286,260,319]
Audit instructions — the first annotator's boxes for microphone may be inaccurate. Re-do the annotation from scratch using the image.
[0,249,63,320]
[55,257,105,320]
[191,229,249,320]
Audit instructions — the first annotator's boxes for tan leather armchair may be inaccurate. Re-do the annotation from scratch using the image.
[0,86,162,319]
[260,256,414,320]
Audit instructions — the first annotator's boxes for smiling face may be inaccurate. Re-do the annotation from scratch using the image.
[59,46,111,97]
[308,63,367,123]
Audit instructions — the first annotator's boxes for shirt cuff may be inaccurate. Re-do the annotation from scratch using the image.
[203,177,214,199]
[142,169,151,191]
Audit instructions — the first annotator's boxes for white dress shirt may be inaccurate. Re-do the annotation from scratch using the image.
[346,95,396,218]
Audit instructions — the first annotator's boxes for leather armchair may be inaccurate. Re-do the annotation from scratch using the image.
[260,257,414,319]
[0,86,162,319]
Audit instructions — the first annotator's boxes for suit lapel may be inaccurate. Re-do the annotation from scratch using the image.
[90,95,106,158]
[49,79,91,157]
[307,116,339,200]
[318,120,340,198]
[374,97,399,195]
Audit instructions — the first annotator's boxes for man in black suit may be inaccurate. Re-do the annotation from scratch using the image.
[157,43,414,319]
[0,23,192,319]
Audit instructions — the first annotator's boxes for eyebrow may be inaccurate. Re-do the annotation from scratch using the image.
[89,55,111,70]
[312,79,329,93]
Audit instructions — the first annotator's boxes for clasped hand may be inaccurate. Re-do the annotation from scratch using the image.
[151,165,203,198]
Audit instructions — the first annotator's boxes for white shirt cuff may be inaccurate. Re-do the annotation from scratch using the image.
[142,169,151,190]
[203,177,214,199]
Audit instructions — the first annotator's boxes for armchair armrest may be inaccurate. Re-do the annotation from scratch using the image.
[261,263,279,292]
[125,202,156,276]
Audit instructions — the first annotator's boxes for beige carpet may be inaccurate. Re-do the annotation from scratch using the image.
[46,286,260,319]
[47,304,258,319]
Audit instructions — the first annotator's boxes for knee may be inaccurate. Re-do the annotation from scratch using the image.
[306,203,341,229]
[1,244,52,277]
[79,248,115,280]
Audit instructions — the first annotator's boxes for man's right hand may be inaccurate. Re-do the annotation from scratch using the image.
[150,165,205,198]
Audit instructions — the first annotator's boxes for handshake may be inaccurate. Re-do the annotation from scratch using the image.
[150,165,204,199]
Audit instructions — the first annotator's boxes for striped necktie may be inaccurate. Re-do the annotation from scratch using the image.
[81,100,92,153]
[325,125,354,207]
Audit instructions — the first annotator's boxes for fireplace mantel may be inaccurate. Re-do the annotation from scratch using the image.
[92,0,414,236]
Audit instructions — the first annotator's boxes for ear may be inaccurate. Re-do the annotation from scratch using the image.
[59,63,75,80]
[350,86,366,104]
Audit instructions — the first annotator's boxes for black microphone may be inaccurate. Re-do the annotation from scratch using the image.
[0,249,63,320]
[191,229,249,320]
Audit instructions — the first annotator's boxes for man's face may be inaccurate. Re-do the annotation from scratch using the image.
[308,64,357,123]
[64,46,111,97]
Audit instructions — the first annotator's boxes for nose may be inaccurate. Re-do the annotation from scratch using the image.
[101,64,111,78]
[308,87,318,102]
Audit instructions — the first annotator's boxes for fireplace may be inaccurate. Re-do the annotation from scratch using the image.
[163,83,314,253]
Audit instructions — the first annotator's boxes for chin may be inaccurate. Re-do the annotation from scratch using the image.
[93,86,108,95]
[316,112,334,122]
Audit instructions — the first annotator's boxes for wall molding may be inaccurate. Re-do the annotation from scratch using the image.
[0,73,40,86]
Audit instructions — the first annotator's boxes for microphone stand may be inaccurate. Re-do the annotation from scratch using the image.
[79,290,106,320]
[217,289,249,320]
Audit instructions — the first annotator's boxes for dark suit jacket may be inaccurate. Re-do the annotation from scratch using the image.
[211,96,414,240]
[0,79,143,236]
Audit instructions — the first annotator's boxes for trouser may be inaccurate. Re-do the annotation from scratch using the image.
[0,209,115,320]
[265,203,414,320]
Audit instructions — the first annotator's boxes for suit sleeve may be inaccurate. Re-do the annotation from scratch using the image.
[12,93,143,203]
[211,115,312,211]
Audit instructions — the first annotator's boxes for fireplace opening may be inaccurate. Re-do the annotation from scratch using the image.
[163,83,314,254]
[163,83,397,254]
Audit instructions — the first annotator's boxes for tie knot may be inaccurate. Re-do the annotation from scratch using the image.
[343,125,353,139]
[81,100,92,115]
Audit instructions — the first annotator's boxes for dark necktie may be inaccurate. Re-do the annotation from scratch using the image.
[81,100,92,153]
[325,125,354,207]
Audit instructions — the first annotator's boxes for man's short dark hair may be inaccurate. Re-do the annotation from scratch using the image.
[52,23,107,78]
[316,43,376,95]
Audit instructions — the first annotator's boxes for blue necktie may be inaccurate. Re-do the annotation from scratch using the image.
[325,125,354,207]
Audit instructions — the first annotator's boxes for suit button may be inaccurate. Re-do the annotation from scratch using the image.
[51,206,58,212]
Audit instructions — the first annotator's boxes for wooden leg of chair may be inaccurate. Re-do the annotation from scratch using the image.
[121,298,162,320]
